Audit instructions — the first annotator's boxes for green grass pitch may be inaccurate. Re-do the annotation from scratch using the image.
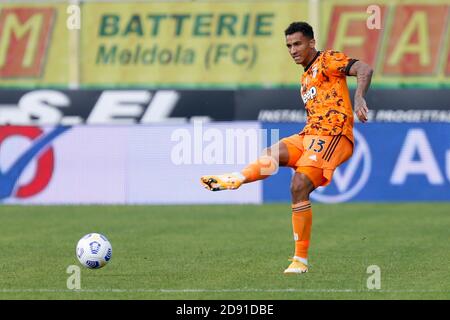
[0,203,449,300]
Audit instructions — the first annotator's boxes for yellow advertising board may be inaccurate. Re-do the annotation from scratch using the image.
[81,1,308,87]
[1,1,449,88]
[0,3,70,87]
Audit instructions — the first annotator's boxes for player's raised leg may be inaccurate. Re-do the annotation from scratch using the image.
[200,141,290,191]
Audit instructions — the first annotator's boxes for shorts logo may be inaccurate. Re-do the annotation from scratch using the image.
[0,126,69,200]
[311,128,371,203]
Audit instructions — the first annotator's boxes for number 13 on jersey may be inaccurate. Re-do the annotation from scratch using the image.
[307,138,326,153]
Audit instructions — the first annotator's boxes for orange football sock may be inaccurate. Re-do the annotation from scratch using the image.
[292,201,312,260]
[241,155,278,183]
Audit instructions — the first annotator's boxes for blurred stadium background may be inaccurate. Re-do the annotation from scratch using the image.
[0,0,449,300]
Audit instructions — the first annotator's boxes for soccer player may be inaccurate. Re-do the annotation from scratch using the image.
[200,21,373,274]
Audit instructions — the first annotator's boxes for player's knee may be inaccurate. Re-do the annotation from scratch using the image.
[290,181,309,200]
[262,143,289,166]
[290,174,314,201]
[259,147,279,166]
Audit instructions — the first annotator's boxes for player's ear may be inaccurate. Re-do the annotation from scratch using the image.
[309,38,316,48]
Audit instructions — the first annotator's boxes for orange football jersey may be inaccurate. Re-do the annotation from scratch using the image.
[300,50,357,143]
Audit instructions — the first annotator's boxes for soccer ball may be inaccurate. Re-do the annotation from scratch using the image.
[76,233,112,269]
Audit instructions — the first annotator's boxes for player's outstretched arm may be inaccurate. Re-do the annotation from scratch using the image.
[348,61,373,123]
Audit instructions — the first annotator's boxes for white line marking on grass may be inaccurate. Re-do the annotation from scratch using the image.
[0,288,449,293]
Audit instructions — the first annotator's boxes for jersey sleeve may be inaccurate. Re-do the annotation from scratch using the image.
[323,50,358,77]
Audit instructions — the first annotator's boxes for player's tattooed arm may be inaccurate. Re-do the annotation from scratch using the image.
[348,61,373,123]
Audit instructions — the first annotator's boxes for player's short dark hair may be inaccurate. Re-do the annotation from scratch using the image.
[284,21,314,39]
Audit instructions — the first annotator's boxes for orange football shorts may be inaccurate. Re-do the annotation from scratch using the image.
[280,134,353,188]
